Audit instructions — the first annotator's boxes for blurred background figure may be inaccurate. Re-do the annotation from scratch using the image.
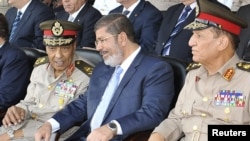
[0,13,31,126]
[93,0,121,15]
[5,0,55,50]
[56,0,102,48]
[236,4,250,61]
[155,0,196,64]
[109,0,162,54]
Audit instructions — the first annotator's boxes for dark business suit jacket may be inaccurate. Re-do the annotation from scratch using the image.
[5,0,55,50]
[53,50,175,140]
[109,0,163,54]
[155,3,195,64]
[0,42,31,118]
[56,3,102,48]
[236,4,250,61]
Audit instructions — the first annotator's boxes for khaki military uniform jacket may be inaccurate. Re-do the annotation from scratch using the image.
[0,54,91,139]
[153,54,250,141]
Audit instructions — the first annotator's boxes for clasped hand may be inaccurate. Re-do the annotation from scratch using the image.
[2,106,26,128]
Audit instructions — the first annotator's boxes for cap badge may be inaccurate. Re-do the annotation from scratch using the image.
[52,21,63,36]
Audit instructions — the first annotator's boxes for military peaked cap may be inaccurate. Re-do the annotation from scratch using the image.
[185,0,248,35]
[40,20,81,46]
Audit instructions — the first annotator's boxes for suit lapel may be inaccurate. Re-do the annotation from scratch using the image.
[74,3,90,23]
[128,0,144,24]
[164,5,184,38]
[102,51,144,121]
[174,8,196,35]
[13,0,35,39]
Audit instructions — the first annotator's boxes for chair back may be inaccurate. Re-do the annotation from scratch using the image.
[76,47,103,66]
[19,47,47,67]
[159,56,188,110]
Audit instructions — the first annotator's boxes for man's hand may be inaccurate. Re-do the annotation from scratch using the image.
[2,106,25,128]
[34,122,52,141]
[148,132,165,141]
[86,124,114,141]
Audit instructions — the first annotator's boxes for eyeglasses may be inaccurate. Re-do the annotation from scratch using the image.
[95,34,118,46]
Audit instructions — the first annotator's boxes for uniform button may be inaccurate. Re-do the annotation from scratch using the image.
[203,97,208,102]
[193,125,198,131]
[224,107,230,114]
[201,113,206,117]
[39,103,43,108]
[224,117,229,122]
[48,85,52,90]
[69,79,73,82]
[182,110,188,116]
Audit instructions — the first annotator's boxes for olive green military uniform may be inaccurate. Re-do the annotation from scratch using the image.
[153,54,250,141]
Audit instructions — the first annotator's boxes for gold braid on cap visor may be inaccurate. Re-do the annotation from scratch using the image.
[43,36,76,46]
[185,18,222,30]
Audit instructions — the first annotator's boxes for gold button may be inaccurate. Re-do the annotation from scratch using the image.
[39,103,43,108]
[224,117,229,122]
[193,125,198,131]
[182,110,186,114]
[224,107,230,114]
[48,85,52,90]
[201,113,206,117]
[203,97,208,101]
[182,110,188,116]
[69,79,73,82]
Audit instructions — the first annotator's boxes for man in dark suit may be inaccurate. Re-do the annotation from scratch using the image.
[109,0,162,54]
[56,0,102,48]
[0,13,31,125]
[35,13,175,141]
[237,4,250,61]
[5,0,55,50]
[155,0,196,64]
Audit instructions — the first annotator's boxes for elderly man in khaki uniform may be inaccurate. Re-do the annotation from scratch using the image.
[148,0,250,141]
[0,20,93,140]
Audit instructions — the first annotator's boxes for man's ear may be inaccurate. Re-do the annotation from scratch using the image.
[217,35,229,51]
[118,32,127,46]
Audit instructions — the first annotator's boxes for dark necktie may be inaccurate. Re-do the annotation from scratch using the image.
[9,11,22,42]
[122,10,130,16]
[162,6,191,56]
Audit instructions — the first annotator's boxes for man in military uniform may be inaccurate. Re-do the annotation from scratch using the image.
[148,0,250,141]
[0,20,93,140]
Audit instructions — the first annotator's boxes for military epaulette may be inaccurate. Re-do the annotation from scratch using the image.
[34,56,49,67]
[75,60,94,77]
[186,62,201,71]
[236,62,250,72]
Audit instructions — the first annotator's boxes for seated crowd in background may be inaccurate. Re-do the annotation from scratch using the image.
[0,0,250,140]
[5,0,55,50]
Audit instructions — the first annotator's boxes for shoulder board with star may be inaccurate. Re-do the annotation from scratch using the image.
[75,60,94,77]
[236,62,250,72]
[33,56,49,67]
[186,62,201,71]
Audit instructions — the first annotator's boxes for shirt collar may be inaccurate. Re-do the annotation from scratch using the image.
[122,0,140,16]
[19,0,32,17]
[70,3,86,19]
[119,46,141,77]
